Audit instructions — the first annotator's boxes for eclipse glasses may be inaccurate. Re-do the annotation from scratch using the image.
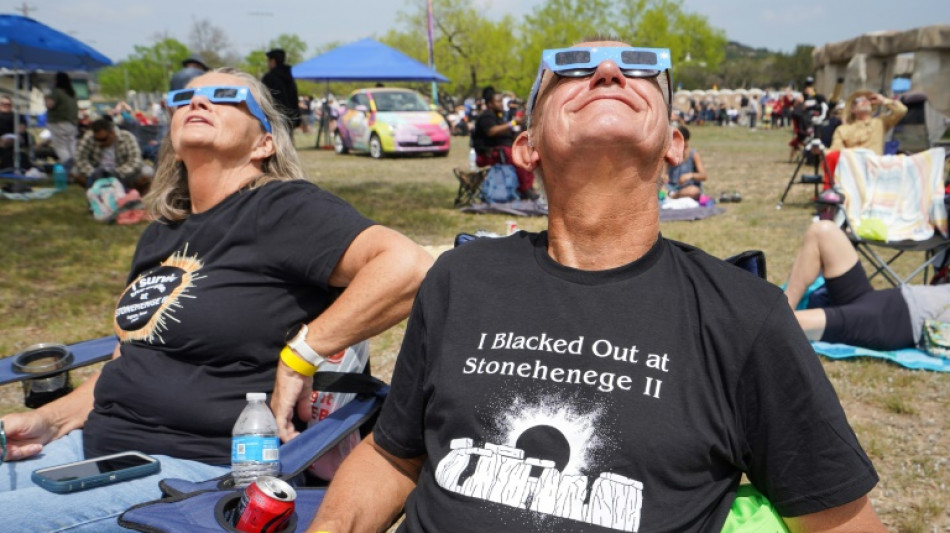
[166,86,272,133]
[527,46,673,118]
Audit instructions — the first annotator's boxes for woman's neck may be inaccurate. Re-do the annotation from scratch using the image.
[186,158,263,214]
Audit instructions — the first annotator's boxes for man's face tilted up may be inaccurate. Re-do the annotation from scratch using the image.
[514,40,682,180]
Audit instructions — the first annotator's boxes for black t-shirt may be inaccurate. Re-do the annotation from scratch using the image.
[84,180,374,464]
[374,232,877,532]
[472,110,513,154]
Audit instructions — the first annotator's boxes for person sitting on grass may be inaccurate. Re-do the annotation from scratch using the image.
[784,220,950,351]
[71,117,149,193]
[665,124,707,200]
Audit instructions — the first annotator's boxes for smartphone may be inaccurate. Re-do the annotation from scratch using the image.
[31,451,161,493]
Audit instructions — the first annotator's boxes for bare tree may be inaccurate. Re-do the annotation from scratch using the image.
[188,18,241,68]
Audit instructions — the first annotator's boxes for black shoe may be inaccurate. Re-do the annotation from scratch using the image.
[520,189,540,201]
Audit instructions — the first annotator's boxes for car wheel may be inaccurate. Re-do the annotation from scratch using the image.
[369,134,384,159]
[333,131,348,154]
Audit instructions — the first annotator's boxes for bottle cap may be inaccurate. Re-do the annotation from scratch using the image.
[246,392,267,401]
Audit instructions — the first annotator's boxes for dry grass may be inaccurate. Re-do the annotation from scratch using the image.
[1,126,948,529]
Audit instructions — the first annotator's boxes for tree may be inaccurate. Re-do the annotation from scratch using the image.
[97,38,191,97]
[188,19,240,68]
[615,0,727,89]
[382,0,519,99]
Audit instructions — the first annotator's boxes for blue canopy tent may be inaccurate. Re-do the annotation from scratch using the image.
[292,38,448,83]
[292,38,449,147]
[0,14,112,178]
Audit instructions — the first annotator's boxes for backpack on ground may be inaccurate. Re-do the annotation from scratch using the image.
[86,177,128,222]
[480,164,519,204]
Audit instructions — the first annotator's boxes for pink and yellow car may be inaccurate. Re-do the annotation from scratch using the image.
[333,88,450,158]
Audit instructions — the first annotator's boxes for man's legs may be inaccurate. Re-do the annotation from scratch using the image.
[784,220,860,309]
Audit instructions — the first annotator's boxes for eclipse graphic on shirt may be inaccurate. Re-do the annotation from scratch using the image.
[434,397,645,531]
[114,248,204,343]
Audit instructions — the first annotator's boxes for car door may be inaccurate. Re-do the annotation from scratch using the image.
[344,93,372,151]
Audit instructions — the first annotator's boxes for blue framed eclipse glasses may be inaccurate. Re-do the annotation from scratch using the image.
[166,86,272,133]
[527,46,673,117]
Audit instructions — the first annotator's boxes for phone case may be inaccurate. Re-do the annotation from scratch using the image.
[31,451,161,493]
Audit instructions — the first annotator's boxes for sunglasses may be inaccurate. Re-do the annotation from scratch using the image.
[166,86,272,133]
[527,46,673,118]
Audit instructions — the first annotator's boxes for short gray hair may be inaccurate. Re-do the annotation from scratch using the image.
[145,68,303,222]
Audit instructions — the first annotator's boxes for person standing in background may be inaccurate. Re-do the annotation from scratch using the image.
[262,49,301,136]
[45,72,79,167]
[169,55,209,92]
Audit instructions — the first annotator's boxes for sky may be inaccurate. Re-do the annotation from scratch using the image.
[22,0,949,64]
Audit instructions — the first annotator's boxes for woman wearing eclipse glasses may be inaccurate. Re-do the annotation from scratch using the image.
[0,69,432,531]
[309,41,884,533]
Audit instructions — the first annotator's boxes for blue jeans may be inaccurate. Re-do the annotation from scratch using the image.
[0,430,229,532]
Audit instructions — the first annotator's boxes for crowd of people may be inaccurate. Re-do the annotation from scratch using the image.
[1,35,944,533]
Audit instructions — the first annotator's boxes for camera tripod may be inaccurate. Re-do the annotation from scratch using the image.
[777,139,828,209]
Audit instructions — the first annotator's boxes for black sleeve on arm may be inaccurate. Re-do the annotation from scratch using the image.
[737,297,878,517]
[373,283,431,459]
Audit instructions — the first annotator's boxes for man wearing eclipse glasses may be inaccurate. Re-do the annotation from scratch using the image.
[309,41,884,533]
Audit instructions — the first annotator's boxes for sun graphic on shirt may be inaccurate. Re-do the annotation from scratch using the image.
[496,396,604,476]
[113,246,204,344]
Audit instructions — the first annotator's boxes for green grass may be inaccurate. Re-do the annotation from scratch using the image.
[2,126,948,529]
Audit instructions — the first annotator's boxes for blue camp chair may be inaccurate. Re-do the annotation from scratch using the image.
[1,336,385,533]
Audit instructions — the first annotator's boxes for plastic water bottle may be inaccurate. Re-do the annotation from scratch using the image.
[468,148,477,171]
[306,341,370,480]
[231,392,281,488]
[53,164,67,190]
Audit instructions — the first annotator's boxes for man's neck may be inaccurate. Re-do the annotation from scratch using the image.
[543,158,662,271]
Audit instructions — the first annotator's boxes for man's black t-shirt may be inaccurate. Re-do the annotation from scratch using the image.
[84,180,374,464]
[374,232,877,532]
[472,110,513,155]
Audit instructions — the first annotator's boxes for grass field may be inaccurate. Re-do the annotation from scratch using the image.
[1,125,948,531]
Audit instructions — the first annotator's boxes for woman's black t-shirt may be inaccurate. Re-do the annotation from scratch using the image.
[84,180,374,464]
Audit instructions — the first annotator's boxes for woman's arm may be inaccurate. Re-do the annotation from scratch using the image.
[0,344,120,460]
[271,226,433,441]
[308,433,423,533]
[689,150,707,183]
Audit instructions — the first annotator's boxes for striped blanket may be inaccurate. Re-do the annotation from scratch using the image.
[835,147,947,241]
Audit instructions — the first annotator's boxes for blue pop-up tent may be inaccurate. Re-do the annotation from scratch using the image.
[0,14,112,71]
[292,38,448,82]
[0,14,112,178]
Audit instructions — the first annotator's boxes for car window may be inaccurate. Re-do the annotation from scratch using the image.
[347,95,361,109]
[372,91,428,112]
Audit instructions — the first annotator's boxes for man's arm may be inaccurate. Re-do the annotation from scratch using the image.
[72,133,96,177]
[783,495,886,532]
[115,131,143,178]
[879,96,907,131]
[308,433,424,533]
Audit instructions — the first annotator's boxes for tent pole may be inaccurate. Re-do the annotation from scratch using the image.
[12,69,21,175]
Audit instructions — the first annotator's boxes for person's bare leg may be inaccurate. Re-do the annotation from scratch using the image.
[784,220,859,309]
[794,308,828,341]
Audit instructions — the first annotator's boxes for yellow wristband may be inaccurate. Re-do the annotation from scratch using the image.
[280,346,318,376]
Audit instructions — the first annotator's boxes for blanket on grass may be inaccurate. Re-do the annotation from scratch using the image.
[461,199,548,217]
[660,205,724,222]
[812,341,950,372]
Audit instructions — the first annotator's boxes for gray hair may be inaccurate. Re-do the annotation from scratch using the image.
[145,68,303,222]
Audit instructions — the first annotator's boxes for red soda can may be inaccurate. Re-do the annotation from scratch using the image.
[235,476,296,533]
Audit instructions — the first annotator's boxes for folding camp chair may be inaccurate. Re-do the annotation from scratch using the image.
[833,146,949,286]
[1,335,387,533]
[119,380,387,532]
[453,166,487,207]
